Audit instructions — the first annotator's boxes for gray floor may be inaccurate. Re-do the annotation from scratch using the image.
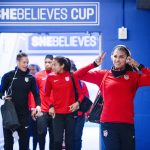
[13,124,100,150]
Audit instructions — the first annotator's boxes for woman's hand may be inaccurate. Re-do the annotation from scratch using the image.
[94,52,106,66]
[69,102,80,112]
[4,96,12,101]
[49,107,55,118]
[35,105,42,116]
[126,56,140,71]
[31,109,37,120]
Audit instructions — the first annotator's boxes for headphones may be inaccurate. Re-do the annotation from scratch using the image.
[111,45,131,60]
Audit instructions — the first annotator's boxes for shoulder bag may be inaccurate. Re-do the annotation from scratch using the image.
[88,71,108,124]
[70,73,93,113]
[1,68,20,131]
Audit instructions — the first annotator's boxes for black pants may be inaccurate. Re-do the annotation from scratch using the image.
[28,117,39,150]
[3,125,29,150]
[37,112,54,150]
[101,122,135,150]
[73,115,85,150]
[53,113,76,150]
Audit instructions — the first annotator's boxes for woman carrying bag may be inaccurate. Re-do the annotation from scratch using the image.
[45,56,84,150]
[0,52,41,150]
[74,45,150,150]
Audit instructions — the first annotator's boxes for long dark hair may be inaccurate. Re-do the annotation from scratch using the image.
[54,56,71,72]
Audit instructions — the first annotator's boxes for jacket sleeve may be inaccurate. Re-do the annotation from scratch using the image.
[0,73,10,99]
[44,75,53,107]
[137,67,150,87]
[30,77,41,106]
[28,92,36,110]
[74,63,106,86]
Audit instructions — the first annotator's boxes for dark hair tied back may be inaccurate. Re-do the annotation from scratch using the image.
[54,56,71,72]
[112,45,131,57]
[16,51,28,61]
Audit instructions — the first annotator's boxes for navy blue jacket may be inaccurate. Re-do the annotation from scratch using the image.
[0,68,40,125]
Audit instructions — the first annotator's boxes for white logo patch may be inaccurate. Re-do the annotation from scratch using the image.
[25,77,29,82]
[42,78,46,80]
[54,80,58,83]
[103,130,108,137]
[124,75,129,80]
[65,76,70,81]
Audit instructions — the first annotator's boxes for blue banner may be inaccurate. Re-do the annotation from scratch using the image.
[27,32,101,55]
[0,2,100,26]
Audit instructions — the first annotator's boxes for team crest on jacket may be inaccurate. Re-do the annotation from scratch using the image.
[65,76,70,81]
[25,77,29,82]
[124,75,129,80]
[103,130,108,137]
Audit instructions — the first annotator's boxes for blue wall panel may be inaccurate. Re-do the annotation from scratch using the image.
[100,1,150,149]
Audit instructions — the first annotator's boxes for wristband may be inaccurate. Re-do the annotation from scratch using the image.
[49,104,54,109]
[2,96,5,100]
[138,64,144,70]
[77,101,81,105]
[93,61,99,67]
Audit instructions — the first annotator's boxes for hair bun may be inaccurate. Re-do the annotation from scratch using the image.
[19,50,22,53]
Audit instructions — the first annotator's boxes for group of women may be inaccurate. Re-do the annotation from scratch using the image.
[1,44,150,150]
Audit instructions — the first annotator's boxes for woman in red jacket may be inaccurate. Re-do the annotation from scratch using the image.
[74,45,150,150]
[45,56,84,150]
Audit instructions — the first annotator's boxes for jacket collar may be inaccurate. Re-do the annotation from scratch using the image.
[111,64,133,78]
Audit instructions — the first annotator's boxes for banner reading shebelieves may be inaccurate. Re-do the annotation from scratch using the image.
[0,2,100,26]
[28,33,101,55]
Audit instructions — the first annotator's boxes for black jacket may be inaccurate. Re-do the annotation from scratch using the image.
[0,68,41,125]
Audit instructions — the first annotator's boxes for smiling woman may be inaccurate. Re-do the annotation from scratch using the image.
[16,52,29,72]
[0,52,41,150]
[45,56,84,150]
[73,44,150,150]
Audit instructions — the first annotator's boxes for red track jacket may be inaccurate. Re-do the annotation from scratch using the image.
[74,63,150,124]
[28,70,53,112]
[45,71,84,114]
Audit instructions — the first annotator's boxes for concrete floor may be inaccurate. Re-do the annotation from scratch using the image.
[13,123,100,150]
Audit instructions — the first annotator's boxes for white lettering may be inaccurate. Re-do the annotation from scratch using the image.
[61,8,68,20]
[71,8,94,20]
[17,8,24,20]
[87,8,94,19]
[31,35,97,48]
[54,8,61,20]
[1,8,10,20]
[0,5,96,23]
[71,8,78,20]
[59,36,65,47]
[83,36,90,47]
[30,8,38,20]
[71,36,78,47]
[32,36,39,47]
[53,36,59,46]
[47,8,54,20]
[90,36,97,47]
[10,8,17,20]
[79,8,87,20]
[24,8,32,20]
[39,8,47,20]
